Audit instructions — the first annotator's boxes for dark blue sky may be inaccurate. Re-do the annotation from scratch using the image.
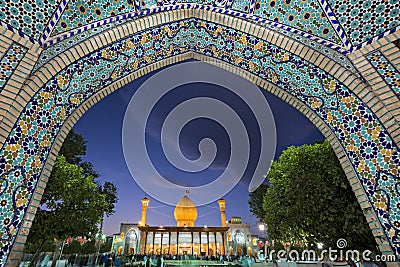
[73,63,324,236]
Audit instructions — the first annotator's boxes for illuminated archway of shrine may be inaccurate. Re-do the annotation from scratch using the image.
[0,0,399,266]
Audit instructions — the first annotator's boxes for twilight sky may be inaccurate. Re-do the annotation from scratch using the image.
[72,62,324,237]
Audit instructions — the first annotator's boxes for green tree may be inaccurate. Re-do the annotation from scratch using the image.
[26,156,109,266]
[25,130,118,266]
[59,129,99,178]
[99,181,118,217]
[63,240,82,254]
[249,141,379,259]
[249,183,268,220]
[81,239,96,254]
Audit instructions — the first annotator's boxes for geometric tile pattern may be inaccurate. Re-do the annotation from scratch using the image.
[50,0,138,37]
[252,0,342,45]
[0,0,399,49]
[0,0,59,41]
[0,19,399,265]
[231,0,254,13]
[327,0,400,46]
[51,0,342,46]
[0,43,27,91]
[366,51,400,97]
[36,13,356,73]
[270,26,356,73]
[374,171,400,242]
[33,19,129,72]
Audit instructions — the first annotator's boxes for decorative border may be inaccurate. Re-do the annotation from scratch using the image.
[366,50,400,97]
[356,26,400,51]
[0,43,28,92]
[41,4,349,53]
[0,21,39,45]
[2,2,398,53]
[38,1,400,53]
[2,18,396,266]
[39,0,70,44]
[42,5,189,47]
[317,0,349,48]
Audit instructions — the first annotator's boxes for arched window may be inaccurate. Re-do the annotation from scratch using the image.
[125,229,138,255]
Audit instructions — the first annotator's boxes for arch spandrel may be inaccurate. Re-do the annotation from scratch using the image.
[0,6,399,267]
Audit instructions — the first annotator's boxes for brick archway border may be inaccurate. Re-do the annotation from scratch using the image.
[0,9,399,266]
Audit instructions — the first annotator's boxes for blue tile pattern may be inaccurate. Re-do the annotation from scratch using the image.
[0,19,399,265]
[366,51,400,97]
[0,43,27,91]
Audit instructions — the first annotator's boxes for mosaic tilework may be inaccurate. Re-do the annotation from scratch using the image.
[143,0,157,8]
[231,0,254,13]
[36,12,355,74]
[0,19,400,265]
[34,19,132,72]
[181,0,229,5]
[0,43,27,91]
[50,0,140,37]
[50,0,343,46]
[366,51,400,96]
[0,0,59,41]
[264,24,356,73]
[1,0,398,51]
[33,18,358,78]
[374,171,400,237]
[252,0,342,45]
[213,0,233,8]
[327,0,400,46]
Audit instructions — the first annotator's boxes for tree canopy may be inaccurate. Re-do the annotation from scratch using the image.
[25,130,118,265]
[249,141,378,253]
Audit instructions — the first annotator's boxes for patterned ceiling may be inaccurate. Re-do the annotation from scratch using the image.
[0,0,398,51]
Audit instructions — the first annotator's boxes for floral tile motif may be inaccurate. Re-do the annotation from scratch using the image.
[327,0,399,47]
[264,24,356,73]
[37,17,355,74]
[33,19,131,73]
[0,43,27,91]
[366,51,400,97]
[374,171,400,237]
[231,0,254,13]
[252,0,342,45]
[51,0,140,37]
[0,19,399,265]
[50,0,342,46]
[0,0,59,41]
[0,0,398,49]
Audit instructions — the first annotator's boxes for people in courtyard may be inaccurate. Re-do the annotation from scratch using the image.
[156,255,164,267]
[101,253,108,266]
[40,254,50,267]
[145,255,151,267]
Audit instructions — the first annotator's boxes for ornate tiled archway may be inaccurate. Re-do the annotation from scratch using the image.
[0,1,399,266]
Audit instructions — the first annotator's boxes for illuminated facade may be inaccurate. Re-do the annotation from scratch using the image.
[139,194,228,256]
[226,217,252,256]
[112,195,256,256]
[139,226,228,256]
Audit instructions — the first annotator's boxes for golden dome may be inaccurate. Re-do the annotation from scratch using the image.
[174,195,197,227]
